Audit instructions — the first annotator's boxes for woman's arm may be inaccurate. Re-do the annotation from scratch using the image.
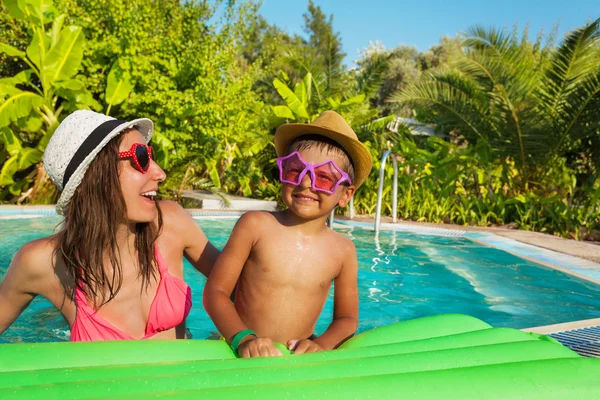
[157,201,220,278]
[0,240,51,336]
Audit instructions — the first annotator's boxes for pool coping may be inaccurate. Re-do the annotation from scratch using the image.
[522,318,600,358]
[523,317,600,334]
[2,205,599,285]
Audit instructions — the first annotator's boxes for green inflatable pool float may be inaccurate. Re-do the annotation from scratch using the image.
[1,314,599,399]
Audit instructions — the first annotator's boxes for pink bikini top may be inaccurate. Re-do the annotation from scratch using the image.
[70,245,192,341]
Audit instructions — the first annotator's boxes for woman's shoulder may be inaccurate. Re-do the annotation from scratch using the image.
[11,235,59,279]
[157,200,187,218]
[155,200,201,242]
[156,200,194,229]
[17,235,58,261]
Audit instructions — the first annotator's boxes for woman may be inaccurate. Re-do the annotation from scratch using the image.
[0,110,218,341]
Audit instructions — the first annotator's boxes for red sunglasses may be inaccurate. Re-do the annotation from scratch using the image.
[118,143,153,173]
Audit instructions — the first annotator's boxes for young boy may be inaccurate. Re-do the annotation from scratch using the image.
[203,110,372,358]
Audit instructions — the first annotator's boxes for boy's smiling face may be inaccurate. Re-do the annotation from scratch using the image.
[281,147,355,220]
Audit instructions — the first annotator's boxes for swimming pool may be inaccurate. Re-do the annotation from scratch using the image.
[1,216,599,343]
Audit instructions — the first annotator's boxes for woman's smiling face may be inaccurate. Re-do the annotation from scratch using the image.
[118,129,166,223]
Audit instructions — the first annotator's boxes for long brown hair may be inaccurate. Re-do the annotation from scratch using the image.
[56,130,163,308]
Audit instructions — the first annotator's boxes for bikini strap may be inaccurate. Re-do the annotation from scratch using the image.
[73,282,95,312]
[74,284,86,302]
[153,243,169,275]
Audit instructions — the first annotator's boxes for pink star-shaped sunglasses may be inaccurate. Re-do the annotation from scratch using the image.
[276,151,352,194]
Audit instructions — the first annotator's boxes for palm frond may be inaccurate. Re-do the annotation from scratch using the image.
[537,18,600,121]
[391,69,495,148]
[548,70,600,153]
[354,114,401,150]
[534,18,600,157]
[391,19,600,173]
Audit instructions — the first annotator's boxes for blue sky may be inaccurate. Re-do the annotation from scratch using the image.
[258,0,600,65]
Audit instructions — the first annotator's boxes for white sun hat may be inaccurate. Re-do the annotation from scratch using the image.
[43,110,154,215]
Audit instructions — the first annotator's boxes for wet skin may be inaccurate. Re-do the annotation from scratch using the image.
[204,147,359,357]
[0,130,219,340]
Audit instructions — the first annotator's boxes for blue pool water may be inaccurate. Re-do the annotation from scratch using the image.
[1,216,599,343]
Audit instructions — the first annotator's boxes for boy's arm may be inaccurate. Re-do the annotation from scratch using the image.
[292,240,359,354]
[203,212,281,357]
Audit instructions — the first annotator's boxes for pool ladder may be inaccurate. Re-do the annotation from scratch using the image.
[329,150,399,232]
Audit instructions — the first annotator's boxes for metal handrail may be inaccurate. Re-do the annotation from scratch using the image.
[374,150,398,232]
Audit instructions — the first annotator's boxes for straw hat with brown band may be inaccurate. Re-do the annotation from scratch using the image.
[274,110,373,188]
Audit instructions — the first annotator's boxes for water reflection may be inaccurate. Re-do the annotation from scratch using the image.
[357,229,600,331]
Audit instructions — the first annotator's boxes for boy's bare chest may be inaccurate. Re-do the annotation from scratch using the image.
[246,236,340,286]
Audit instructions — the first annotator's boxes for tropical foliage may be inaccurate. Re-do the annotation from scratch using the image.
[392,21,600,177]
[0,0,100,202]
[388,20,600,239]
[353,136,599,239]
[0,0,598,240]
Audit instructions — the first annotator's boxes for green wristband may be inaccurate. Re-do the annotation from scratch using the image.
[231,329,257,354]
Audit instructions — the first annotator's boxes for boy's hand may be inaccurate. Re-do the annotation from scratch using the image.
[237,337,283,358]
[287,339,324,354]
